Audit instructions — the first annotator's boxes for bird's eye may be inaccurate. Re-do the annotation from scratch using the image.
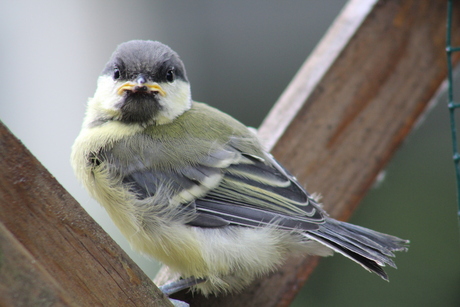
[166,69,175,83]
[113,68,120,80]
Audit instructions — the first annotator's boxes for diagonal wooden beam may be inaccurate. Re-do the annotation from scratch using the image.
[0,221,77,307]
[170,0,460,306]
[0,121,173,306]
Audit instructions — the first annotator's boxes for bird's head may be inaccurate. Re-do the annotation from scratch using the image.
[89,40,191,126]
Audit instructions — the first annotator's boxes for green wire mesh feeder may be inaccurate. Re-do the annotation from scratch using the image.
[446,0,460,223]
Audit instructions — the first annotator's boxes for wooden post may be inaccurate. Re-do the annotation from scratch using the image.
[166,0,460,306]
[0,121,173,306]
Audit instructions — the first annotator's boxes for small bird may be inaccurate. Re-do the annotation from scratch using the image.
[71,40,408,296]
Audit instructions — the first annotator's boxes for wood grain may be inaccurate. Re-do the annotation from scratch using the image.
[0,122,172,306]
[0,222,77,307]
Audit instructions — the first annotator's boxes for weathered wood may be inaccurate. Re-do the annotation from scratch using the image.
[0,221,78,306]
[166,0,460,306]
[0,122,172,306]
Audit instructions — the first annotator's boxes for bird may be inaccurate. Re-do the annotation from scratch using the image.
[71,40,409,297]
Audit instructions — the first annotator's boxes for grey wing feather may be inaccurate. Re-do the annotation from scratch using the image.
[115,142,325,231]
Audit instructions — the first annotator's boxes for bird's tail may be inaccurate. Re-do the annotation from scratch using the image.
[305,218,409,280]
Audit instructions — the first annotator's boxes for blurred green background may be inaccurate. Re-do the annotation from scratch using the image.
[1,1,459,306]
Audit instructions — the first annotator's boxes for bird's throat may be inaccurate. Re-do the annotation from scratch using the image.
[120,92,162,124]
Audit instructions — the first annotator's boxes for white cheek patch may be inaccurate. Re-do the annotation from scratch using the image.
[155,80,192,124]
[90,76,124,111]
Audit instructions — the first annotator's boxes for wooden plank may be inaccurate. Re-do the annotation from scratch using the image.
[167,0,460,306]
[0,221,77,306]
[0,122,172,307]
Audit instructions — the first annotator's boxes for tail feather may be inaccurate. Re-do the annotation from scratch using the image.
[309,227,396,268]
[305,218,409,280]
[336,221,409,252]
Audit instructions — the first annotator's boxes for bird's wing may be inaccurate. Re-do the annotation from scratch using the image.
[119,137,325,231]
[191,147,325,230]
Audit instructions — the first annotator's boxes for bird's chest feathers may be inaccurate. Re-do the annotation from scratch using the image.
[104,120,227,174]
